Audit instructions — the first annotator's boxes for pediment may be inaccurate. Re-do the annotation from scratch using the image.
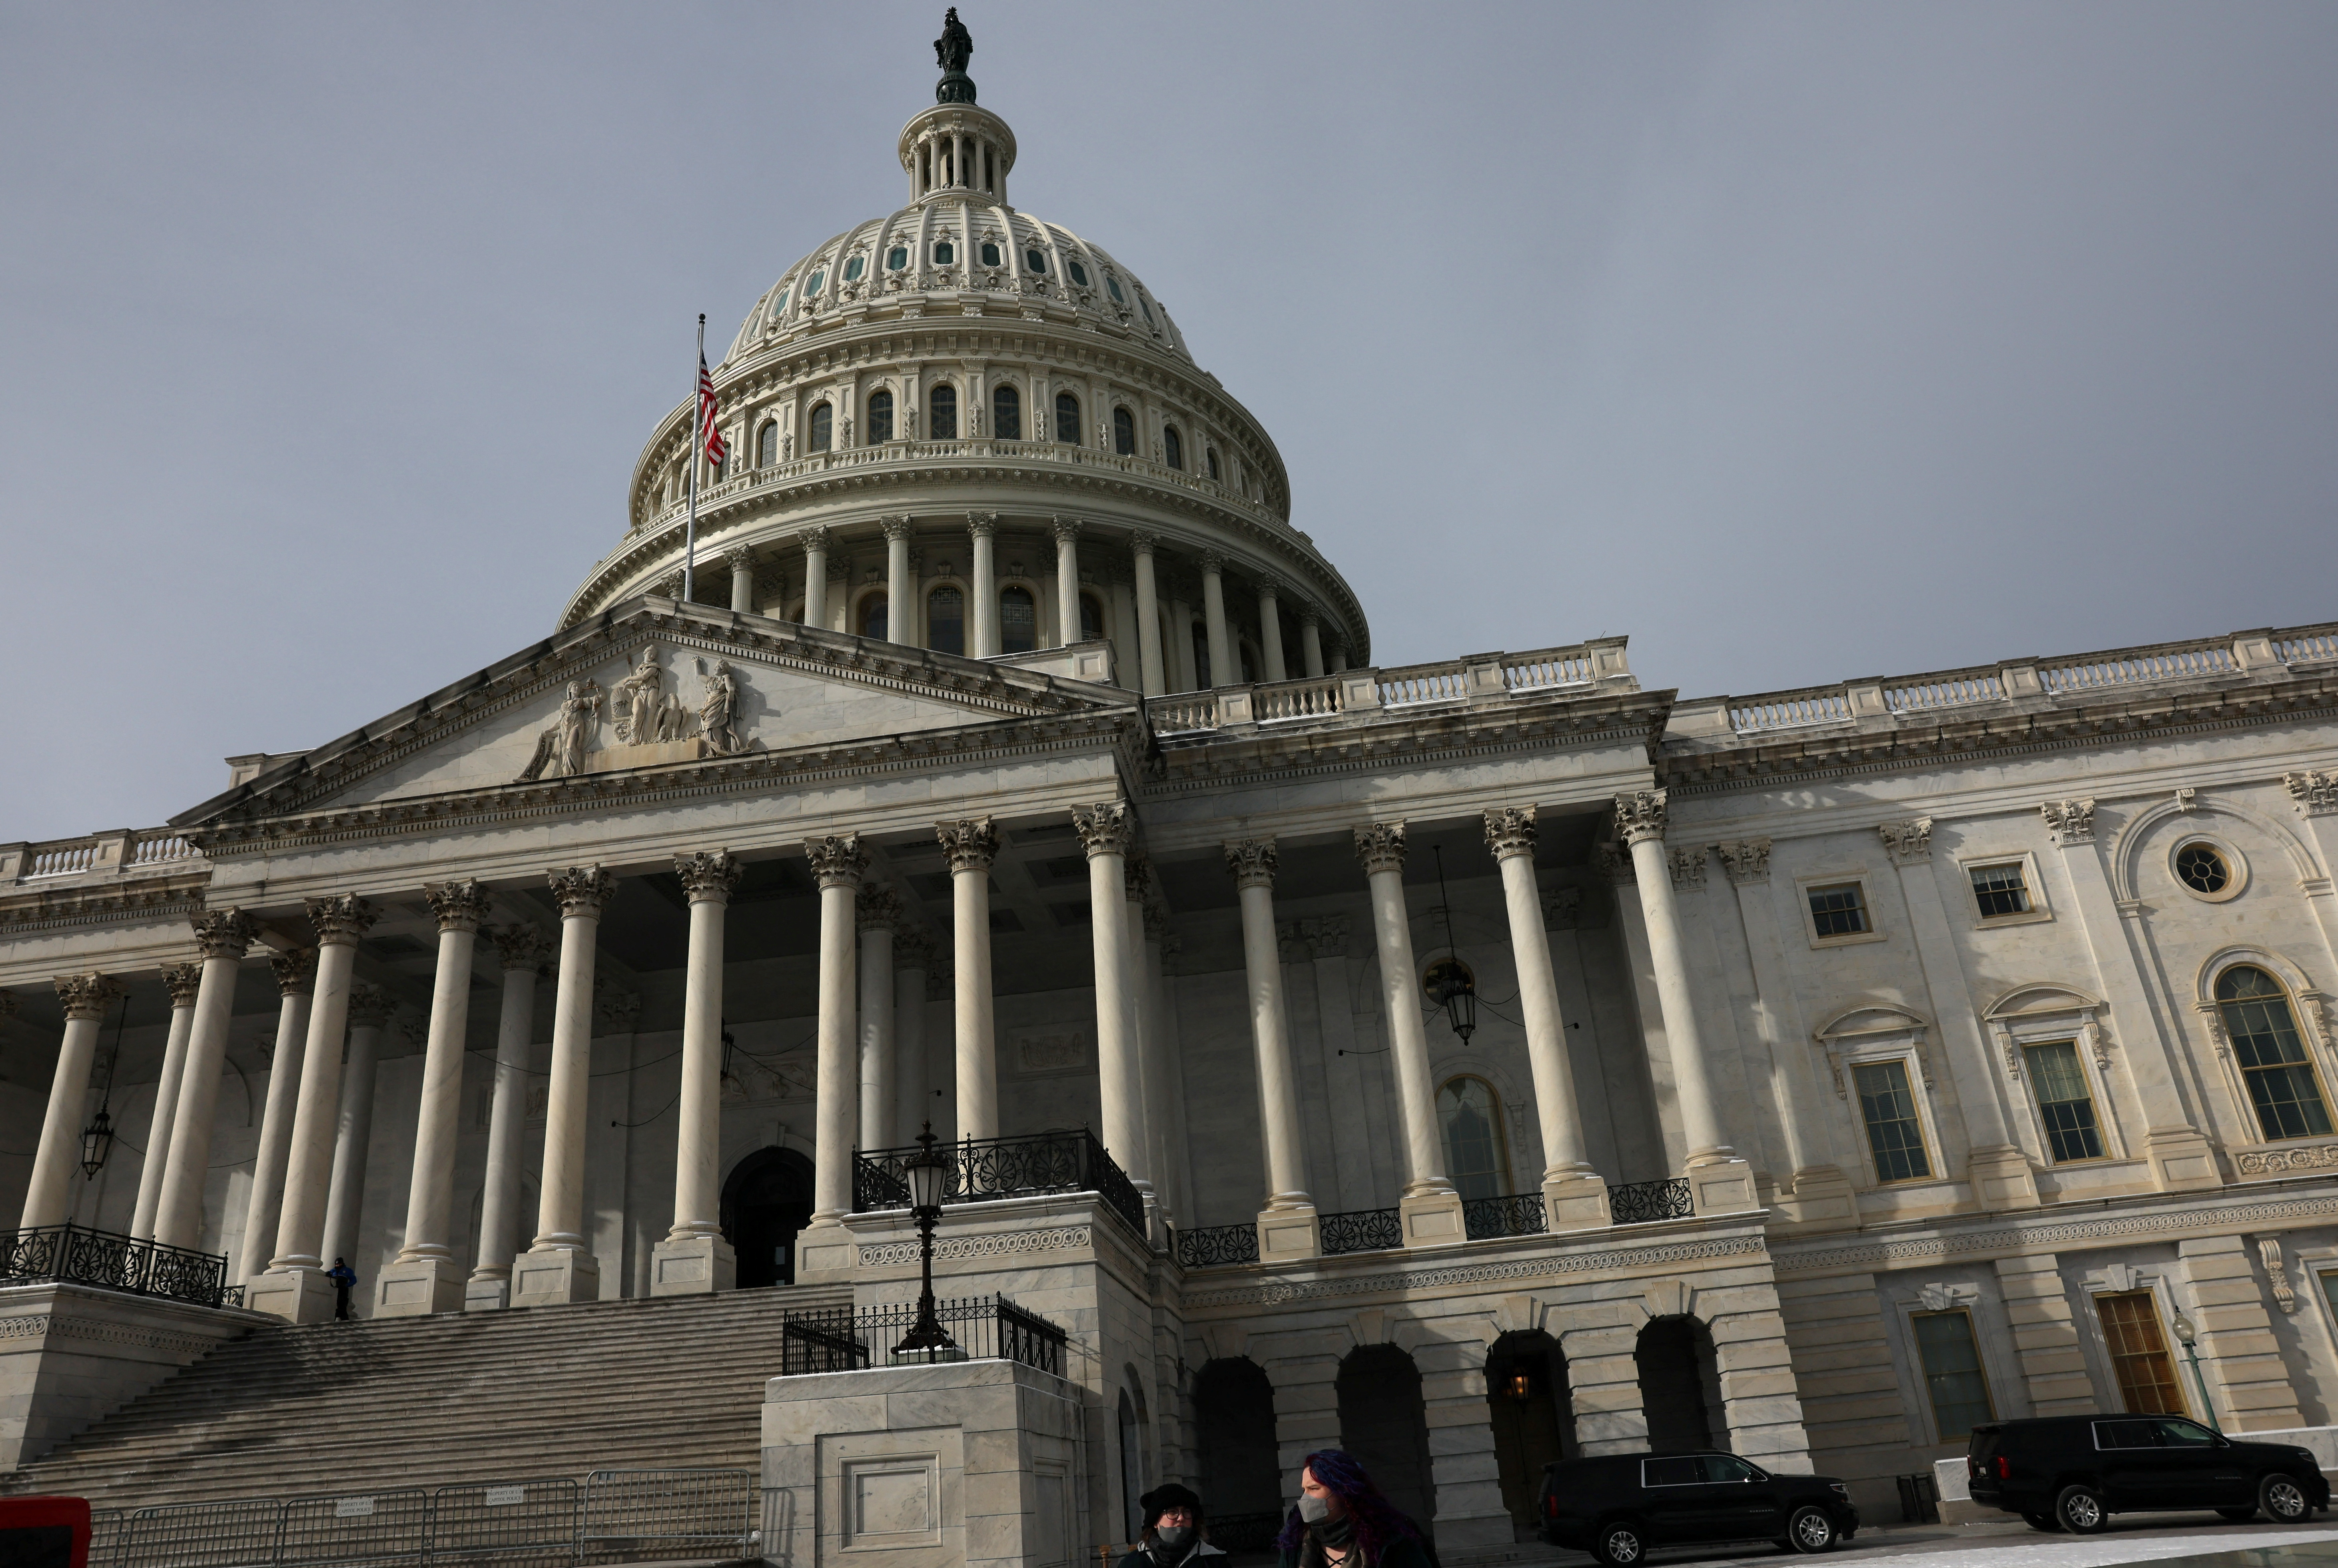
[1812,1003,1928,1042]
[178,600,1133,828]
[1984,983,2103,1021]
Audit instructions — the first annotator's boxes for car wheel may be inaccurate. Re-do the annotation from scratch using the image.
[1785,1505,1837,1554]
[2218,1507,2257,1522]
[2056,1484,2107,1535]
[2022,1513,2061,1532]
[2260,1474,2311,1524]
[1592,1521,1646,1568]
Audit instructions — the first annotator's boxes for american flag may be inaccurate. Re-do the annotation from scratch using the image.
[698,352,726,468]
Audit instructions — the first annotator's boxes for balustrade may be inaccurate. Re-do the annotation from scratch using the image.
[0,1222,242,1308]
[1317,1206,1401,1256]
[1606,1177,1693,1225]
[1171,1222,1260,1268]
[1885,674,2005,714]
[1255,674,1343,722]
[2041,642,2237,693]
[1462,1192,1548,1241]
[2278,632,2338,665]
[1730,691,1854,732]
[851,1128,1144,1236]
[1378,666,1470,707]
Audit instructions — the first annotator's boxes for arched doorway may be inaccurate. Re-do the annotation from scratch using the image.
[1486,1331,1573,1537]
[1336,1345,1436,1537]
[1636,1317,1726,1452]
[722,1147,814,1288]
[1118,1387,1144,1544]
[1193,1359,1281,1520]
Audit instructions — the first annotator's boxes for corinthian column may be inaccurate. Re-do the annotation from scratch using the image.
[1201,554,1232,687]
[1299,610,1325,680]
[1257,577,1287,683]
[894,928,936,1141]
[514,865,616,1308]
[968,514,999,657]
[1484,808,1610,1231]
[725,546,756,614]
[468,924,548,1310]
[155,907,261,1252]
[22,974,125,1231]
[1131,534,1166,696]
[320,986,393,1274]
[1353,824,1464,1247]
[377,880,493,1317]
[883,516,915,645]
[652,850,742,1296]
[1614,791,1755,1215]
[1225,839,1317,1259]
[239,950,315,1284]
[937,818,999,1140]
[1075,804,1150,1196]
[797,835,868,1279]
[251,894,377,1323]
[857,885,901,1151]
[800,526,830,629]
[1053,517,1083,645]
[129,963,203,1241]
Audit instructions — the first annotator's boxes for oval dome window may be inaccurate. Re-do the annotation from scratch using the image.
[1068,260,1089,287]
[888,246,909,269]
[932,241,955,265]
[979,241,1002,267]
[1105,275,1124,302]
[1025,248,1047,273]
[843,255,865,282]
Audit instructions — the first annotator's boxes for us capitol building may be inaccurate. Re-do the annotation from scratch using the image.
[6,18,2338,1564]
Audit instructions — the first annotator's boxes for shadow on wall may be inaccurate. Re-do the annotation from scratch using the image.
[1638,1315,1726,1452]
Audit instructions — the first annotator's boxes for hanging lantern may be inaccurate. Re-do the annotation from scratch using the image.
[80,1105,115,1179]
[1423,957,1477,1043]
[1506,1368,1535,1404]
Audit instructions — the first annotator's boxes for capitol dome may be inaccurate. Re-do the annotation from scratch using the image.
[559,25,1369,692]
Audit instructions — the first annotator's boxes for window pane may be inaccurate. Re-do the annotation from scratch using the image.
[1207,448,1221,481]
[933,241,954,265]
[927,586,964,656]
[1069,259,1089,286]
[809,404,832,453]
[858,592,887,640]
[2093,1418,2157,1450]
[843,255,864,281]
[1970,863,2031,918]
[929,386,957,441]
[999,587,1036,654]
[1700,1456,1761,1484]
[2152,1418,2218,1448]
[979,241,1001,267]
[888,246,908,269]
[757,423,776,467]
[992,385,1021,441]
[1055,392,1080,444]
[1642,1458,1699,1488]
[1079,593,1104,642]
[867,389,894,444]
[1113,407,1136,455]
[1438,1078,1506,1202]
[2219,970,2332,1138]
[2024,1041,2105,1162]
[1853,1060,1931,1182]
[1164,426,1183,469]
[2096,1292,2185,1416]
[1025,247,1047,273]
[1809,883,1870,938]
[2176,844,2229,894]
[1912,1311,1994,1441]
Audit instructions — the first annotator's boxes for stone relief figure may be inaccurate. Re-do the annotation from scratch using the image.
[518,679,604,781]
[698,658,748,756]
[611,646,665,744]
[934,8,972,75]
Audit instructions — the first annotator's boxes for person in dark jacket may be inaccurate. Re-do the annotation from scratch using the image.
[1275,1450,1436,1568]
[1115,1482,1227,1568]
[326,1257,357,1321]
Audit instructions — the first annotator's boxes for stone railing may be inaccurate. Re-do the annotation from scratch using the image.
[2,828,204,885]
[1146,639,1631,740]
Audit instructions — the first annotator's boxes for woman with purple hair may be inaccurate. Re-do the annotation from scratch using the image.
[1275,1449,1437,1568]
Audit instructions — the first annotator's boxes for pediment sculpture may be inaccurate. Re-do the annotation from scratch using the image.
[517,645,759,783]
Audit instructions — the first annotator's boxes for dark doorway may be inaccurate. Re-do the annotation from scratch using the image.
[722,1147,815,1288]
[1487,1331,1574,1539]
[1336,1345,1437,1537]
[1193,1359,1282,1519]
[1636,1317,1726,1452]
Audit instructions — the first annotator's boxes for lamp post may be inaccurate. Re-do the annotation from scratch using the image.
[2170,1312,2219,1433]
[894,1121,959,1361]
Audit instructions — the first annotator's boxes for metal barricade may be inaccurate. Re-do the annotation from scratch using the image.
[121,1498,282,1568]
[429,1478,581,1568]
[89,1509,127,1568]
[580,1469,755,1564]
[279,1489,427,1567]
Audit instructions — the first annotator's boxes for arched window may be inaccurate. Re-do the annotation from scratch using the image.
[979,240,1002,268]
[928,585,965,656]
[843,255,865,282]
[1079,592,1106,642]
[929,385,958,441]
[1191,621,1212,689]
[992,383,1021,441]
[808,403,833,453]
[932,239,955,266]
[1055,392,1081,444]
[756,422,777,468]
[2218,966,2332,1140]
[1113,407,1136,456]
[1206,447,1221,481]
[1163,425,1184,470]
[1438,1077,1510,1201]
[999,586,1037,654]
[858,591,888,640]
[867,389,894,444]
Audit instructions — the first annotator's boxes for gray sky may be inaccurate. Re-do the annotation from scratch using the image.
[5,2,2335,844]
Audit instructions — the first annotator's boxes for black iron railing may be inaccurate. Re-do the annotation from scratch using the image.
[0,1223,243,1309]
[1171,1223,1260,1268]
[1462,1192,1547,1240]
[776,1295,1069,1377]
[1208,1512,1287,1553]
[853,1129,1145,1236]
[1318,1207,1401,1256]
[1607,1177,1693,1224]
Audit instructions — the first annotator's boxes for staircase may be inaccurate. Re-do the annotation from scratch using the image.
[2,1283,849,1512]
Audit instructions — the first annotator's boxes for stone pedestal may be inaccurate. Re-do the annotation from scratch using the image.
[463,1275,510,1313]
[510,1248,600,1308]
[650,1233,738,1297]
[244,1266,340,1325]
[2146,1127,2224,1192]
[1257,1206,1320,1263]
[1686,1157,1760,1217]
[794,1218,859,1283]
[0,1284,264,1468]
[1541,1171,1614,1234]
[1770,1165,1857,1229]
[1399,1190,1465,1247]
[1966,1144,2043,1209]
[373,1256,464,1318]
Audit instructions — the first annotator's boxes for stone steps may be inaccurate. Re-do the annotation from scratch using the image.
[3,1283,849,1512]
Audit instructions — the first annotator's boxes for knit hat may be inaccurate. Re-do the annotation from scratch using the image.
[1141,1483,1205,1532]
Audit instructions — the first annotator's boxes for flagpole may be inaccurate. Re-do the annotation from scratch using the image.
[684,313,704,604]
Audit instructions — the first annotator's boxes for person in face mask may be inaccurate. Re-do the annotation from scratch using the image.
[1274,1449,1437,1568]
[1116,1483,1226,1568]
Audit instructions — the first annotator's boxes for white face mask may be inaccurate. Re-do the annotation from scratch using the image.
[1298,1493,1332,1524]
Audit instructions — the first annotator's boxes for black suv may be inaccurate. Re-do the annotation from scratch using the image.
[1537,1452,1859,1566]
[1969,1415,2328,1532]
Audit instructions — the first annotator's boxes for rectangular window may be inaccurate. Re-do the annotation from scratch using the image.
[2024,1041,2106,1162]
[1808,882,1871,938]
[1853,1059,1932,1182]
[2095,1291,2186,1416]
[2321,1270,2338,1324]
[1912,1310,1995,1441]
[1970,862,2033,918]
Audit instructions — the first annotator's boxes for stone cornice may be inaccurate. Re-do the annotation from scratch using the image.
[0,873,209,937]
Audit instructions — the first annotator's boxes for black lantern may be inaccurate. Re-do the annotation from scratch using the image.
[1424,957,1477,1043]
[1505,1367,1535,1404]
[79,1105,115,1179]
[894,1122,960,1360]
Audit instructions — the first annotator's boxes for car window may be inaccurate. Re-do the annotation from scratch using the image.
[1643,1457,1702,1487]
[2093,1419,2160,1450]
[2152,1418,2218,1448]
[1701,1456,1763,1483]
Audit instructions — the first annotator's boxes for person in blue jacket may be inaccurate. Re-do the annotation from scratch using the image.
[325,1257,357,1321]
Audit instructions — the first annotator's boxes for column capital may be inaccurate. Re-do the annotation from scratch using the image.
[1483,806,1538,860]
[1143,903,1171,943]
[269,947,317,997]
[1668,846,1708,890]
[895,925,937,968]
[2285,770,2338,816]
[1123,850,1153,904]
[722,545,754,571]
[674,850,743,904]
[425,879,493,934]
[2040,798,2097,846]
[1199,551,1227,575]
[546,866,618,918]
[1354,822,1408,875]
[936,816,999,872]
[881,514,915,542]
[1050,516,1083,544]
[346,983,398,1029]
[857,884,903,932]
[799,525,831,553]
[1298,605,1321,628]
[1129,531,1159,557]
[1224,838,1278,890]
[804,834,869,890]
[1878,818,1934,865]
[1715,838,1772,885]
[1073,801,1135,859]
[162,961,205,1008]
[486,924,553,972]
[303,894,377,949]
[53,972,125,1022]
[1613,789,1669,846]
[192,906,263,961]
[966,511,997,538]
[1255,574,1286,601]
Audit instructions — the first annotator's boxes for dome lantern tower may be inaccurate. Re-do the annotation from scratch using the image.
[902,8,1014,207]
